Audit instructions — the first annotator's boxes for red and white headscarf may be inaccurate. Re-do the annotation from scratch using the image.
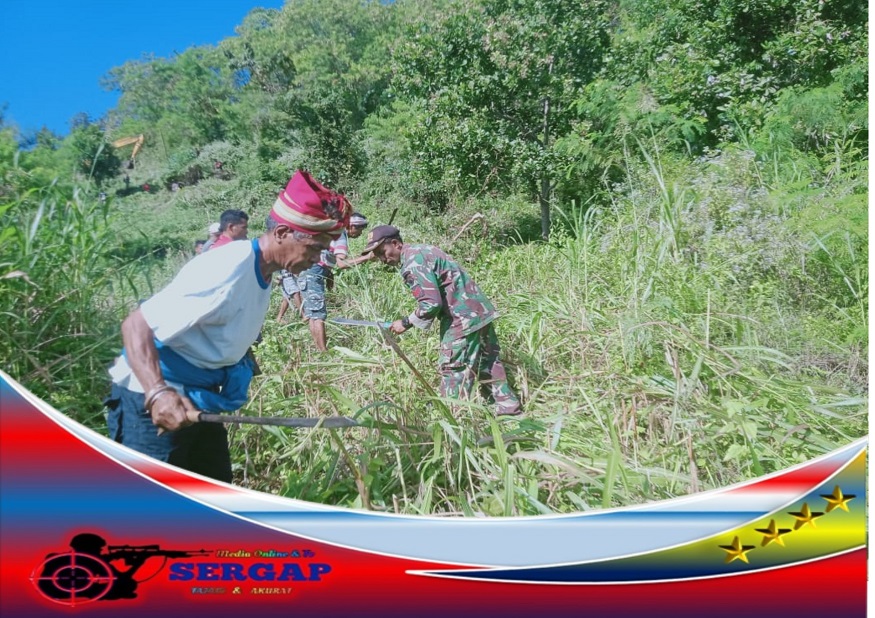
[270,170,351,236]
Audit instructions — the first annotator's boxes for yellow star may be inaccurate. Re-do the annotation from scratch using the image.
[719,536,756,563]
[820,485,855,513]
[754,519,792,547]
[788,503,824,530]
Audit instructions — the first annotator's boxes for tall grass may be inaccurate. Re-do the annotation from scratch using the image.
[226,145,865,514]
[3,141,866,516]
[0,184,143,425]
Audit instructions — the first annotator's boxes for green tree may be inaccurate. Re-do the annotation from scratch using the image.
[65,124,122,187]
[102,47,237,148]
[222,8,296,96]
[0,126,20,200]
[392,0,612,237]
[616,0,867,142]
[262,0,396,187]
[19,128,65,188]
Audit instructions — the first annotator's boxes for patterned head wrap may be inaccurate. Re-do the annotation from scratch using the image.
[349,213,369,228]
[270,170,351,236]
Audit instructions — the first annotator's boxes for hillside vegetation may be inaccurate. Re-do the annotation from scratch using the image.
[0,0,867,514]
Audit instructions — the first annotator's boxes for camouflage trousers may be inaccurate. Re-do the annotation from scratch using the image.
[438,323,521,416]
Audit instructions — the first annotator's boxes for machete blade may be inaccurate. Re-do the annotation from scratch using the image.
[330,317,391,328]
[198,413,360,428]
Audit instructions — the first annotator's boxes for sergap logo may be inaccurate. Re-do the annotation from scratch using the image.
[30,532,333,606]
[30,532,210,606]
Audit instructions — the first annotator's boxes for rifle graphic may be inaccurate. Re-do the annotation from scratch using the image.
[99,545,213,577]
[105,544,211,564]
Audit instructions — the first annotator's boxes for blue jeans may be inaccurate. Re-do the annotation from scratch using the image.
[105,384,232,483]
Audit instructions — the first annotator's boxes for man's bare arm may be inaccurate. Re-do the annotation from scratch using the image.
[121,309,197,431]
[335,251,375,269]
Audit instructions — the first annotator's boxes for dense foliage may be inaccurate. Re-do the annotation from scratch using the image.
[0,0,867,514]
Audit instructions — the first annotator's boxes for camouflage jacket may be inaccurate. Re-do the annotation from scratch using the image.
[399,244,497,341]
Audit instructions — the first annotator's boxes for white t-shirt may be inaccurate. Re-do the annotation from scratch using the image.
[109,239,272,393]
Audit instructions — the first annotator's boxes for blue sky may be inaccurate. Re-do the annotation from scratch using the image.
[0,0,284,136]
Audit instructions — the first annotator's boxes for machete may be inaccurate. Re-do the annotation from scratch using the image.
[198,413,359,428]
[329,318,438,398]
[330,317,391,328]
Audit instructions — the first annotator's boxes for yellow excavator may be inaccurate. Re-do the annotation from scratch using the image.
[111,134,145,168]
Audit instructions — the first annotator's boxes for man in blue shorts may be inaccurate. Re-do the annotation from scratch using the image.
[298,212,370,351]
[276,268,303,322]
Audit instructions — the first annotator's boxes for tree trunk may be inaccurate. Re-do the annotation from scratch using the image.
[539,60,554,240]
[539,175,551,240]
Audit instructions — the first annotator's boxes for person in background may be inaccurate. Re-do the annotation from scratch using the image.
[297,212,369,351]
[275,269,303,322]
[335,213,373,270]
[208,210,249,251]
[194,240,206,255]
[364,225,522,417]
[277,213,370,325]
[201,222,221,252]
[104,169,350,482]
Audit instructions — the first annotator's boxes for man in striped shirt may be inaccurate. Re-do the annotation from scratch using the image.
[297,212,370,350]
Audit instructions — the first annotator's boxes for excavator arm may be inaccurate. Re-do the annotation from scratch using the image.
[111,134,145,162]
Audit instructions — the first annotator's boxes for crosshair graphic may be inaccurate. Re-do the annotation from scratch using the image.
[30,551,116,606]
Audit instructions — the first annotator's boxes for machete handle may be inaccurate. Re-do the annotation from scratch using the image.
[156,408,201,436]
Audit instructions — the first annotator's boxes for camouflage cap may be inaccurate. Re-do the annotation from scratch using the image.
[362,225,401,254]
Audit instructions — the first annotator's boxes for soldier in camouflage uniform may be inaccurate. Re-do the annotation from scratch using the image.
[363,225,521,416]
